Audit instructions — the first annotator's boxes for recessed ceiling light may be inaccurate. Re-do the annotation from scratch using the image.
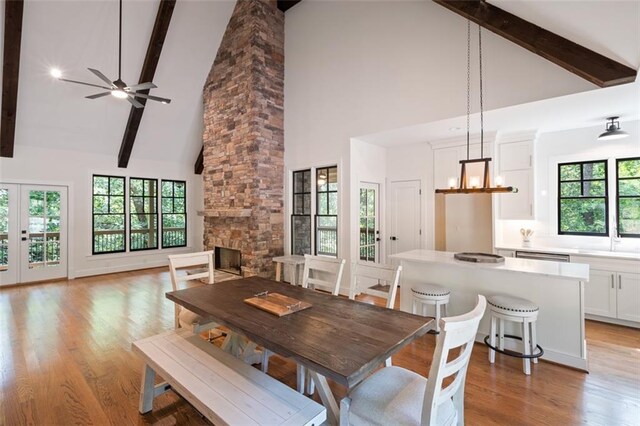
[50,68,62,79]
[449,127,461,131]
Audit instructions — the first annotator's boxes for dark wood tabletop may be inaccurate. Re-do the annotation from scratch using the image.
[166,276,433,389]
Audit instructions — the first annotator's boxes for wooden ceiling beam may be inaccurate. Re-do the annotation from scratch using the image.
[277,0,301,13]
[194,146,203,175]
[1,0,24,158]
[433,0,637,88]
[118,0,176,168]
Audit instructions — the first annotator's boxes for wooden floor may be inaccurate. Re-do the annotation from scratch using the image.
[1,268,638,426]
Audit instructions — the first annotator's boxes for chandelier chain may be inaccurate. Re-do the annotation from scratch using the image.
[478,24,484,158]
[466,20,471,161]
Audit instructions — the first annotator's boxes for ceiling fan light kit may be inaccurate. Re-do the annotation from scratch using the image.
[52,0,171,108]
[598,116,629,141]
[435,21,517,195]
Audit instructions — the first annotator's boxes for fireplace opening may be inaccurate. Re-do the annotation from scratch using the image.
[215,247,242,276]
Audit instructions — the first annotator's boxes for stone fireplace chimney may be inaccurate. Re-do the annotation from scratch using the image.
[202,0,284,278]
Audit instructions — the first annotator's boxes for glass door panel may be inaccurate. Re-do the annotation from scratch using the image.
[0,184,19,286]
[359,183,379,263]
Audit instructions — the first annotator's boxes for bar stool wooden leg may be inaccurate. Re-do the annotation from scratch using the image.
[435,303,441,333]
[275,262,282,282]
[498,319,505,352]
[531,321,538,364]
[412,299,417,315]
[489,314,497,364]
[522,320,531,375]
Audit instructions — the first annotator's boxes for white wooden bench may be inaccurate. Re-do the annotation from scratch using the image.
[133,329,326,426]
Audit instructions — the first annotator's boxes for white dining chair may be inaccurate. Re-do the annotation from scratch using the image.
[262,254,346,395]
[349,262,402,309]
[167,251,222,336]
[301,254,347,295]
[339,295,487,426]
[349,262,402,367]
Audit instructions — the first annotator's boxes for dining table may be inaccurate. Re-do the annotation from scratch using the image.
[166,276,434,424]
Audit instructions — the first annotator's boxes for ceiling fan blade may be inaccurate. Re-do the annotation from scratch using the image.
[130,92,171,104]
[59,78,112,90]
[127,96,144,109]
[88,68,114,86]
[86,92,111,99]
[126,82,157,91]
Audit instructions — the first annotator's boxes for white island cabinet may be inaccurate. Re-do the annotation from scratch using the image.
[391,250,590,371]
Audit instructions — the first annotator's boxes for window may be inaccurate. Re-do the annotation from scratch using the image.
[130,178,158,251]
[93,175,126,254]
[558,160,608,236]
[291,170,312,255]
[617,157,640,237]
[315,166,338,256]
[161,180,187,248]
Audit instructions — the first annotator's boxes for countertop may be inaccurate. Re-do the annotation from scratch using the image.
[391,249,590,281]
[495,245,640,261]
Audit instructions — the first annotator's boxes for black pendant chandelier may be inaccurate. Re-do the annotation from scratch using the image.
[435,21,517,195]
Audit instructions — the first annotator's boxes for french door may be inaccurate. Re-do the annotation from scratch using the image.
[0,183,68,286]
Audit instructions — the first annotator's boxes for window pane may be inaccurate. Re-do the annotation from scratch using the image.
[328,168,338,191]
[46,217,60,233]
[360,189,367,217]
[294,172,304,193]
[303,171,311,192]
[618,159,640,178]
[175,182,185,198]
[328,192,338,215]
[619,197,640,235]
[29,217,44,233]
[46,192,61,217]
[130,179,143,196]
[583,180,605,197]
[303,194,311,214]
[174,198,185,214]
[162,181,173,197]
[110,196,125,214]
[560,164,581,181]
[367,189,375,215]
[164,214,185,228]
[93,176,109,195]
[294,194,304,214]
[93,195,109,214]
[560,182,581,197]
[162,198,173,213]
[29,191,44,216]
[110,177,124,195]
[584,162,605,180]
[292,216,311,256]
[619,179,640,197]
[559,199,606,234]
[318,194,328,215]
[95,214,125,230]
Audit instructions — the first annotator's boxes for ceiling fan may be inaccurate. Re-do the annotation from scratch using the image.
[52,0,171,108]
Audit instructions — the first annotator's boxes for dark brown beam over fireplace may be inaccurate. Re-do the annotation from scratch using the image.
[118,0,176,168]
[433,0,636,88]
[1,0,24,158]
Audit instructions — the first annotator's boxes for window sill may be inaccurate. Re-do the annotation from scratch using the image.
[86,246,194,261]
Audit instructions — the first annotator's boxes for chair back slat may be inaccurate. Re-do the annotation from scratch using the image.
[349,262,402,309]
[421,295,486,426]
[302,254,346,295]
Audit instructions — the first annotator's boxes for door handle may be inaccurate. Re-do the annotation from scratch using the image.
[21,237,27,241]
[376,237,381,242]
[390,236,398,241]
[618,275,622,290]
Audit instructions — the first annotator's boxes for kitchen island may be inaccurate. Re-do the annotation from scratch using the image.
[391,249,590,371]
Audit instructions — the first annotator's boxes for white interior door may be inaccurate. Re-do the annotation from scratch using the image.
[389,180,421,259]
[359,182,380,263]
[0,184,19,286]
[19,185,68,283]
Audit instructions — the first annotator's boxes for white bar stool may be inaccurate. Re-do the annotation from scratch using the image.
[485,294,543,375]
[410,283,450,333]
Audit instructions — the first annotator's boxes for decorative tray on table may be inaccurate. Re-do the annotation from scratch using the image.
[454,252,505,263]
[244,292,312,317]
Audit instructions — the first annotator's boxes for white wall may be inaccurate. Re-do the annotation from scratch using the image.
[0,145,203,279]
[284,0,596,290]
[495,120,640,252]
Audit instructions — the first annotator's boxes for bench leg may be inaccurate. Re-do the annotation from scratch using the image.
[296,364,306,394]
[139,364,156,414]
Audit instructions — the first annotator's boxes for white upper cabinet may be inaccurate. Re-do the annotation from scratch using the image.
[432,142,494,190]
[496,133,536,220]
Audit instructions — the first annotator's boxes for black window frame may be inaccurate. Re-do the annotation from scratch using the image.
[161,180,187,249]
[557,159,609,237]
[616,156,640,238]
[291,169,312,256]
[92,174,126,255]
[129,177,159,252]
[315,166,338,257]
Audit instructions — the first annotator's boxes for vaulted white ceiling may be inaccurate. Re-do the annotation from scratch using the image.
[1,0,638,165]
[0,0,235,164]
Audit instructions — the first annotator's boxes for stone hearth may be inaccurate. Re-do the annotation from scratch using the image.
[202,0,284,278]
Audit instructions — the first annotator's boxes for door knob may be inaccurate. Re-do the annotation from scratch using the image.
[390,236,398,241]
